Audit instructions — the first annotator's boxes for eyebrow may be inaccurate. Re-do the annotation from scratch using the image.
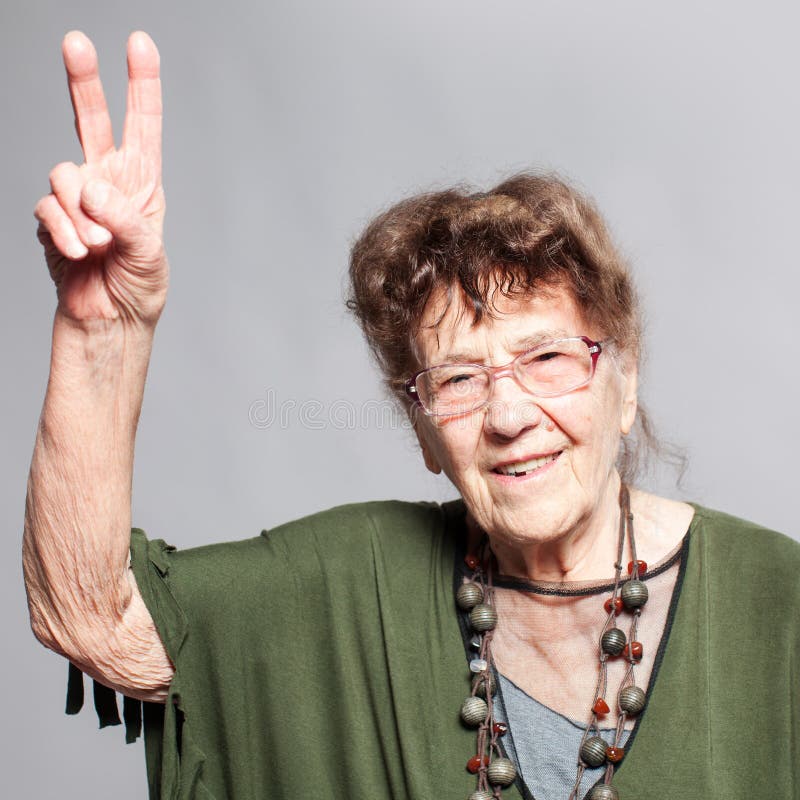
[439,329,572,365]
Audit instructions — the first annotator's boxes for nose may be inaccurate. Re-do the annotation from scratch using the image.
[482,372,544,439]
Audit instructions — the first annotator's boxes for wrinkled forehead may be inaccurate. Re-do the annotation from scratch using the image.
[411,282,592,369]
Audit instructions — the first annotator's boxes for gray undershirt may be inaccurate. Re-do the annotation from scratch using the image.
[495,674,630,800]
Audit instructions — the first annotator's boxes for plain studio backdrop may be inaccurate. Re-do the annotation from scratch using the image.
[2,1,797,796]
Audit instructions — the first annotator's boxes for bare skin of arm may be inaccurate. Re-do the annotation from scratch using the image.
[24,31,174,702]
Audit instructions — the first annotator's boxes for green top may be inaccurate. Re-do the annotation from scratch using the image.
[70,501,800,799]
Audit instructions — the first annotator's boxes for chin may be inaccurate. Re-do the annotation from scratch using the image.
[469,455,579,539]
[471,497,580,546]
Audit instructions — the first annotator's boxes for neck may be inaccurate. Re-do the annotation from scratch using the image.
[470,472,626,583]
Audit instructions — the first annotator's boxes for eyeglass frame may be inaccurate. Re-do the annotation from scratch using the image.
[404,335,606,418]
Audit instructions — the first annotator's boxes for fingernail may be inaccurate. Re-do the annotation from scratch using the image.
[67,240,89,259]
[84,180,111,209]
[87,224,112,246]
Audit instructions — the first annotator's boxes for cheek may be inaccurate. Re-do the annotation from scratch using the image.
[551,389,623,466]
[586,397,626,471]
[547,394,593,440]
[441,428,480,471]
[427,417,486,478]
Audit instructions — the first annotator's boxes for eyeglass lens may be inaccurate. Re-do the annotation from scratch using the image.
[416,338,594,416]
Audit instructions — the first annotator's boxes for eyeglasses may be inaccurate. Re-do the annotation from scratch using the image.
[405,336,605,418]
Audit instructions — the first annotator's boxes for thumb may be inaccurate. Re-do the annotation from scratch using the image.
[80,180,160,262]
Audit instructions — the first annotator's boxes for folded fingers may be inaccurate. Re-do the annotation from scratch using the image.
[35,194,88,261]
[48,161,111,249]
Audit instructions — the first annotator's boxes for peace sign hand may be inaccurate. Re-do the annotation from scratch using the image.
[34,31,168,327]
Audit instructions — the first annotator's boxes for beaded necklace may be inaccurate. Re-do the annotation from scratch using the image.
[456,485,648,800]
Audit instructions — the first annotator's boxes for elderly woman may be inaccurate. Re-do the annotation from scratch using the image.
[25,31,797,800]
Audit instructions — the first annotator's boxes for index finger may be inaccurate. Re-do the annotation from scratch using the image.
[121,31,162,175]
[62,31,115,163]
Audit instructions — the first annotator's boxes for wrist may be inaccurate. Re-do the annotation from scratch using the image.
[53,306,158,339]
[52,309,156,363]
[48,310,156,419]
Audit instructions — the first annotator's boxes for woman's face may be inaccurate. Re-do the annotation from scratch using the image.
[412,285,638,549]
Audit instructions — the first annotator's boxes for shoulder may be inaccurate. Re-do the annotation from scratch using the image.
[266,499,454,552]
[689,504,798,555]
[145,499,461,585]
[268,499,450,540]
[264,499,461,577]
[688,504,800,593]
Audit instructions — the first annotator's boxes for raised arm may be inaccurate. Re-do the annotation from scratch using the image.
[24,31,173,701]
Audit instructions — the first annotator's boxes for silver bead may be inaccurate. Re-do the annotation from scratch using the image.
[457,582,484,610]
[460,696,488,726]
[580,735,608,767]
[469,603,498,632]
[469,792,494,800]
[469,634,482,650]
[472,671,497,698]
[487,757,516,786]
[601,628,626,656]
[588,784,619,800]
[618,685,646,715]
[621,579,648,609]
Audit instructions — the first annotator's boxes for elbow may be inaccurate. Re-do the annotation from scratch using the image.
[28,605,69,658]
[26,590,123,668]
[24,544,135,664]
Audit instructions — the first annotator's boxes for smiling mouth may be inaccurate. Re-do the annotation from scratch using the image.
[492,451,562,477]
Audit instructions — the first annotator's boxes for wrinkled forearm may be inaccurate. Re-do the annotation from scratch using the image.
[23,311,169,695]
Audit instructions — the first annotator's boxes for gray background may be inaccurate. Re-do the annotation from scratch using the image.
[2,0,797,796]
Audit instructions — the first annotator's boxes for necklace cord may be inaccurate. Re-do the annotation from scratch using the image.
[462,484,645,800]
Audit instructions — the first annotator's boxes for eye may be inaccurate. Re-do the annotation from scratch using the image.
[516,339,593,395]
[522,346,568,367]
[447,373,478,384]
[425,366,486,396]
[533,349,562,363]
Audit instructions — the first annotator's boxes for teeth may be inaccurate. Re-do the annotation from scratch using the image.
[495,453,559,476]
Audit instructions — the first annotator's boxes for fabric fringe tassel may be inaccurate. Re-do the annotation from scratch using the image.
[65,663,143,743]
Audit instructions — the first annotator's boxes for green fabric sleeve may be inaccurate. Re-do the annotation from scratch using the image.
[123,501,475,800]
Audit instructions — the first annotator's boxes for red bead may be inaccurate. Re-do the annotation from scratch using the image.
[593,698,610,715]
[492,721,508,736]
[605,746,625,763]
[466,754,488,773]
[622,641,643,660]
[627,559,647,575]
[604,597,624,614]
[465,554,480,570]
